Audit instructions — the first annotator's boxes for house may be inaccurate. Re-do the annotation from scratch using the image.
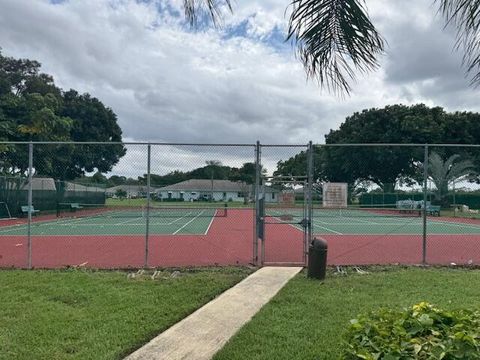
[155,179,278,203]
[106,185,151,198]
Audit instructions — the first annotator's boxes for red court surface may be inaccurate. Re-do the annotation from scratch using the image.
[2,210,480,268]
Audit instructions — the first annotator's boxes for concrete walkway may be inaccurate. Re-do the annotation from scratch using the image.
[125,266,302,360]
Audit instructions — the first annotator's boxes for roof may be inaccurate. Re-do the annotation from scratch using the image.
[157,179,247,192]
[21,178,57,191]
[156,179,278,193]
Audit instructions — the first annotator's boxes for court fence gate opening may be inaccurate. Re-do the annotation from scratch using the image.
[1,141,480,269]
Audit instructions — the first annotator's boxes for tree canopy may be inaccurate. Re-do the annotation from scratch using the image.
[274,104,480,190]
[0,50,125,180]
[76,161,260,188]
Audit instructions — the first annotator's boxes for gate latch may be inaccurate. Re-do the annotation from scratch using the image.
[298,218,309,228]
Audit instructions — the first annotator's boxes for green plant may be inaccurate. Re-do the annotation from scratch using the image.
[341,302,480,359]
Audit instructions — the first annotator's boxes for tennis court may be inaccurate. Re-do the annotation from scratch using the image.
[0,205,256,269]
[0,205,222,236]
[3,203,480,268]
[267,207,480,235]
[264,206,480,266]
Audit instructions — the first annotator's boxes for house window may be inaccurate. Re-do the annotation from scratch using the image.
[238,192,242,197]
[223,192,226,199]
[168,192,172,199]
[180,192,184,199]
[272,192,275,199]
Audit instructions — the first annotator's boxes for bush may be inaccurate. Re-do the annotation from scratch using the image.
[341,302,480,359]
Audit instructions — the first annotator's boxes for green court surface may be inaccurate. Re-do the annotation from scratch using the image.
[266,208,480,235]
[0,211,216,236]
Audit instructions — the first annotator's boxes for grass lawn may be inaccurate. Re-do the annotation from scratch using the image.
[213,266,480,360]
[0,267,251,360]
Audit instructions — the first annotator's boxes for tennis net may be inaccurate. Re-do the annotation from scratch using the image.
[265,204,422,218]
[57,203,228,219]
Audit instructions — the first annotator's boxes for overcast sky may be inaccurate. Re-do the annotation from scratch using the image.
[1,0,479,176]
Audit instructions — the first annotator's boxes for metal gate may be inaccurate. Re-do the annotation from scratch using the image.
[255,142,314,266]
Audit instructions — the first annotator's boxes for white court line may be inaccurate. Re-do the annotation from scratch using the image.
[316,222,422,226]
[204,210,217,235]
[114,217,145,226]
[173,210,206,235]
[0,225,30,234]
[145,211,195,226]
[339,216,382,225]
[429,219,480,231]
[54,222,177,226]
[316,220,480,231]
[0,213,98,234]
[0,216,90,234]
[267,212,343,235]
[312,222,343,235]
[161,211,194,226]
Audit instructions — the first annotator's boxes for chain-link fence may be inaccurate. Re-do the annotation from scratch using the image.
[1,141,480,268]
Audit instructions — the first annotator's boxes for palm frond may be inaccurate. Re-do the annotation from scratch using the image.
[184,0,232,27]
[428,152,446,183]
[447,159,475,182]
[287,0,385,95]
[428,152,475,191]
[437,0,480,86]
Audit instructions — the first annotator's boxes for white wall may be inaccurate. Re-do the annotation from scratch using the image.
[264,192,277,203]
[155,190,278,203]
[156,190,245,202]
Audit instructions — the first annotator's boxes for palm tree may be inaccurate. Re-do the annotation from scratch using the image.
[428,152,475,206]
[205,160,222,201]
[184,0,480,95]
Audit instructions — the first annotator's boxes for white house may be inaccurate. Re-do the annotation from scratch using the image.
[155,179,278,203]
[106,185,151,198]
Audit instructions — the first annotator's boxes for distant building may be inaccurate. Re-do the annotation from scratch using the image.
[20,177,57,191]
[106,185,150,198]
[18,178,104,193]
[155,179,278,203]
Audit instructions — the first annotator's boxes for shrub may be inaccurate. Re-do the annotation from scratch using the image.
[341,302,480,359]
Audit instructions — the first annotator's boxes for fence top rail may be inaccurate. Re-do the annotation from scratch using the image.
[316,143,480,147]
[0,141,479,147]
[313,143,480,147]
[0,141,257,146]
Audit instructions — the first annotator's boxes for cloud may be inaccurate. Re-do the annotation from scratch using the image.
[1,0,480,176]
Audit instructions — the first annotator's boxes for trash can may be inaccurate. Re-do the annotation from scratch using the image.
[307,238,328,280]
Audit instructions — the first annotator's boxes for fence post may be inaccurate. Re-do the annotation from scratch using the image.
[145,143,151,268]
[27,142,33,269]
[422,144,429,265]
[306,141,314,265]
[254,141,261,266]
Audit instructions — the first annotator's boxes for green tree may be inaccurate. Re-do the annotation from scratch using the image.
[274,104,480,191]
[186,0,480,94]
[107,175,127,187]
[229,162,262,184]
[115,188,127,199]
[274,147,323,181]
[428,152,475,206]
[322,104,447,191]
[0,50,126,180]
[59,90,125,178]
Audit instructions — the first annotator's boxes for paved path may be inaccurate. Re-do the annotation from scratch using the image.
[125,266,302,360]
